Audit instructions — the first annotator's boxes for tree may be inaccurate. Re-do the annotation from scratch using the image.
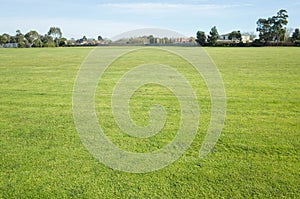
[148,35,155,44]
[25,30,41,47]
[195,31,206,46]
[256,18,273,42]
[292,28,300,42]
[0,33,10,44]
[41,34,55,47]
[207,26,219,46]
[59,38,67,46]
[48,27,62,47]
[256,9,288,43]
[98,35,103,41]
[228,30,242,41]
[15,30,27,48]
[272,9,288,42]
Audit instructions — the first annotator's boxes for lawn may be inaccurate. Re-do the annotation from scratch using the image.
[0,47,299,198]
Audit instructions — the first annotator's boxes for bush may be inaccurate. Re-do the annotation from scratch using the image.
[295,40,300,46]
[43,42,55,47]
[252,39,263,47]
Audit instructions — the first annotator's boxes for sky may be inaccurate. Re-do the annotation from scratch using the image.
[0,0,299,39]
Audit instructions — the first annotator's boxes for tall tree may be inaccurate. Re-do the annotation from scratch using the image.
[15,30,26,48]
[291,28,300,42]
[256,9,288,42]
[272,9,288,42]
[195,31,206,46]
[207,26,219,46]
[48,27,62,47]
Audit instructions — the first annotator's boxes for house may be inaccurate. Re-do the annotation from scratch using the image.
[219,34,252,43]
[218,33,240,43]
[241,35,251,43]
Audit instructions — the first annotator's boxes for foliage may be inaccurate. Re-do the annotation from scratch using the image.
[41,34,55,47]
[98,35,103,41]
[48,27,62,47]
[207,26,219,46]
[25,30,41,47]
[196,31,206,46]
[228,31,242,41]
[291,28,300,42]
[256,9,288,42]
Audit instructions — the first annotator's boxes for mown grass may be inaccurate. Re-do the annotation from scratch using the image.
[0,47,299,198]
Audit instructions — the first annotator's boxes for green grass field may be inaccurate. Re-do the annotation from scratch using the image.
[1,47,299,198]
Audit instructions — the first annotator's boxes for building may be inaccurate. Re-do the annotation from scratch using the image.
[1,43,18,48]
[218,34,252,43]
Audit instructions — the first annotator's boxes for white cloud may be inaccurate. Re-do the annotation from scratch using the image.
[97,2,252,14]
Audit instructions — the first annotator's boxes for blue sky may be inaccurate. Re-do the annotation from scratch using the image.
[1,0,299,39]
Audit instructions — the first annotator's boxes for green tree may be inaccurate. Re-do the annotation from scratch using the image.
[41,34,55,47]
[228,31,242,41]
[59,38,67,46]
[98,35,103,41]
[272,9,288,42]
[195,31,206,46]
[291,28,300,42]
[15,30,26,48]
[256,18,272,42]
[0,33,10,44]
[48,27,62,47]
[207,26,219,46]
[25,30,41,47]
[256,9,288,43]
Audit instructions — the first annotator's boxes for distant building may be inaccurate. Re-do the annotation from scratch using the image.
[241,35,252,43]
[2,43,18,48]
[218,34,252,43]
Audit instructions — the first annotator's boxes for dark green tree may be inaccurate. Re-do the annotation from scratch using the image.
[272,9,288,42]
[195,31,206,46]
[148,35,155,44]
[292,28,300,42]
[98,35,103,41]
[256,9,288,42]
[59,38,67,46]
[207,26,219,46]
[228,30,242,41]
[41,34,55,47]
[256,18,273,42]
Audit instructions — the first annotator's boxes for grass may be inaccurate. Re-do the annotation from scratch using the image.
[0,47,299,198]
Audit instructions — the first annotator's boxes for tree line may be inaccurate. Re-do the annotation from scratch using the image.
[1,9,300,48]
[196,9,300,46]
[0,27,65,48]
